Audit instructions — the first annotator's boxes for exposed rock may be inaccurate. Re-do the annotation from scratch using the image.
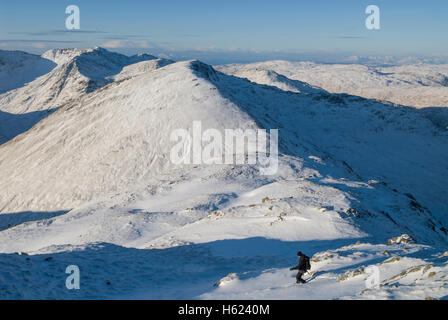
[215,273,239,287]
[387,234,416,245]
[338,267,365,282]
[345,208,359,217]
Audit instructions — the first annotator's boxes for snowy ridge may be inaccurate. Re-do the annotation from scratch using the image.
[220,68,325,94]
[216,61,448,108]
[42,48,86,65]
[110,58,174,82]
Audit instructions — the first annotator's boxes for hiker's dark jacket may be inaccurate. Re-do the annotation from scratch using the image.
[292,255,309,271]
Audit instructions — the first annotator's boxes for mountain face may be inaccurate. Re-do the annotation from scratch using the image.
[0,48,447,299]
[0,50,56,94]
[216,61,448,109]
[0,47,164,115]
[0,47,173,145]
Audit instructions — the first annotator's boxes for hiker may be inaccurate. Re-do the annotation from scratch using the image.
[290,251,311,284]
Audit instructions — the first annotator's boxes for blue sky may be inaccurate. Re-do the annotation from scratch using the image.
[0,0,447,64]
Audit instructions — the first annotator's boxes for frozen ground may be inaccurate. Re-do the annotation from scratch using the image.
[0,48,447,299]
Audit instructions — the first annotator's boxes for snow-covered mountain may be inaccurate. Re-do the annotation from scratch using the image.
[0,49,447,300]
[0,50,56,95]
[0,47,165,115]
[216,61,448,109]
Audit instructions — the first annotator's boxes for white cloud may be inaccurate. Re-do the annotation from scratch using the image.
[30,42,47,49]
[100,40,153,49]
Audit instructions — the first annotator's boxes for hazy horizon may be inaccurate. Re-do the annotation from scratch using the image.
[1,0,447,64]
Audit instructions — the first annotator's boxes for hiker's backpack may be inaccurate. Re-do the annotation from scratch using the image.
[305,256,311,270]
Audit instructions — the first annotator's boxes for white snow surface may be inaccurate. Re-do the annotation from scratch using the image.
[0,49,447,299]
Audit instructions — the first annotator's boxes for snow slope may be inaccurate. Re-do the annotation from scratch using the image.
[0,47,161,115]
[216,61,448,108]
[0,52,447,300]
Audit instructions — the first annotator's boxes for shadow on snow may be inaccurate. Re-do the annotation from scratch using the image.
[0,237,364,299]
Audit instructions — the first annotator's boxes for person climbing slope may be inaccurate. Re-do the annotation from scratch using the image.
[290,251,311,284]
